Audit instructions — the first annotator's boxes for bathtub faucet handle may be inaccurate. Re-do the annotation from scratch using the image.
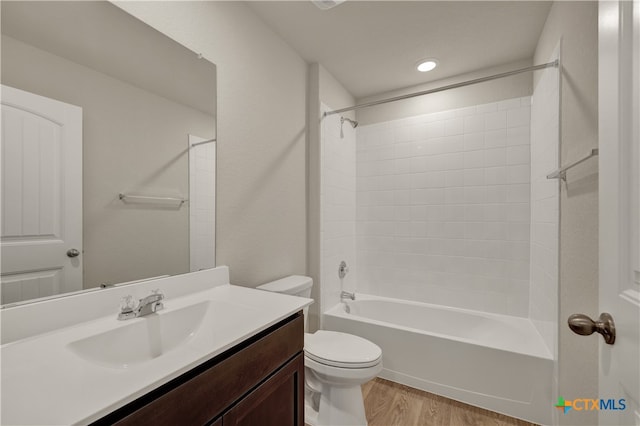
[338,261,349,279]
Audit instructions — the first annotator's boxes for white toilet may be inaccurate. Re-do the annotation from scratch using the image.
[257,275,382,426]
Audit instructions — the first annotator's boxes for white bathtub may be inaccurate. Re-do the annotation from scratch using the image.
[323,294,553,425]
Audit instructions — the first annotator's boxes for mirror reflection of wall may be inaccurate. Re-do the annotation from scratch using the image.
[0,1,217,305]
[188,135,217,273]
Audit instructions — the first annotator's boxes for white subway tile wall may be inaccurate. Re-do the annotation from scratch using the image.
[529,52,560,356]
[356,97,532,316]
[320,105,358,323]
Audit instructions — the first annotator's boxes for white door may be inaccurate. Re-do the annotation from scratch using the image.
[599,1,640,424]
[1,85,83,304]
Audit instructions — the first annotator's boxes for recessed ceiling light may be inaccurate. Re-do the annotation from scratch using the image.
[417,59,438,72]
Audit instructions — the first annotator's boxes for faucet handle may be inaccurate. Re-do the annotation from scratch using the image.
[120,295,137,312]
[338,261,349,279]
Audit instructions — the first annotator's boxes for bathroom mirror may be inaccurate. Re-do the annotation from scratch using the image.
[0,1,217,306]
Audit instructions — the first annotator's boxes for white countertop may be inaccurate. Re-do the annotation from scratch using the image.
[1,283,311,425]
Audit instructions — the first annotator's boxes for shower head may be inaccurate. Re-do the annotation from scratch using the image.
[339,116,358,139]
[341,117,358,128]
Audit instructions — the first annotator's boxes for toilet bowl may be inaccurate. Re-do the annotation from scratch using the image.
[257,276,382,426]
[304,330,382,426]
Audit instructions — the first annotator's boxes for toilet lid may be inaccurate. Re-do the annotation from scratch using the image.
[304,331,382,368]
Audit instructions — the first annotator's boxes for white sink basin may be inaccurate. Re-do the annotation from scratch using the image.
[67,301,210,368]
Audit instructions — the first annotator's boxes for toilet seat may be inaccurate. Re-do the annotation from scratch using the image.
[304,331,382,368]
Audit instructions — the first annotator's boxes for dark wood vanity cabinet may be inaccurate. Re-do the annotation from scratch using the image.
[222,354,304,426]
[93,312,304,426]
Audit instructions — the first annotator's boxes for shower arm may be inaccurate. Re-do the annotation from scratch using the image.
[341,117,358,128]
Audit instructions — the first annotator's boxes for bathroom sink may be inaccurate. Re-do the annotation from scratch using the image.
[67,301,211,368]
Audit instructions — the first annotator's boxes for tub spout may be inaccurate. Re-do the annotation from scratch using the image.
[340,291,355,301]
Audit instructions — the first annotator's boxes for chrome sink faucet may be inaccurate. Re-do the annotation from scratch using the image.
[118,289,164,320]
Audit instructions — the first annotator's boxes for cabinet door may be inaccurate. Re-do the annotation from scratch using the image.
[223,354,304,426]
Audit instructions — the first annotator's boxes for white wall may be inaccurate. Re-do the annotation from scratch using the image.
[189,137,216,272]
[356,97,532,315]
[308,64,356,330]
[529,45,560,363]
[320,105,357,321]
[529,46,561,425]
[115,2,308,286]
[534,3,599,426]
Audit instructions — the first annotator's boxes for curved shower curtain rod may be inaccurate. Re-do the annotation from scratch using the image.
[324,60,559,117]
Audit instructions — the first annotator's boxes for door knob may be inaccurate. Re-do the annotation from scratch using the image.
[66,248,80,258]
[568,313,615,345]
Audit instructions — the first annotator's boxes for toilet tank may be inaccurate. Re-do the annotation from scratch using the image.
[256,275,313,298]
[257,276,313,331]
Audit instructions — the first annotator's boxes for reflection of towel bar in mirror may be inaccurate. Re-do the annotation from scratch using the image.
[190,138,216,148]
[118,193,188,206]
[546,148,599,181]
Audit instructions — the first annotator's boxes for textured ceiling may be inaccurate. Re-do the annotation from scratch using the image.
[248,1,552,99]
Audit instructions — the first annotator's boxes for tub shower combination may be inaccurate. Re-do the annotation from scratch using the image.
[320,60,560,425]
[324,295,552,424]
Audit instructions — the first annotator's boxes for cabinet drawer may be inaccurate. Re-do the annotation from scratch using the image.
[112,314,303,426]
[223,353,304,426]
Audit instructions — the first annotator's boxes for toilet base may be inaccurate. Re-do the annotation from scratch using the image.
[304,383,368,426]
[305,401,319,426]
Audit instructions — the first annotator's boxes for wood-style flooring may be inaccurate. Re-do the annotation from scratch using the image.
[362,378,538,426]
